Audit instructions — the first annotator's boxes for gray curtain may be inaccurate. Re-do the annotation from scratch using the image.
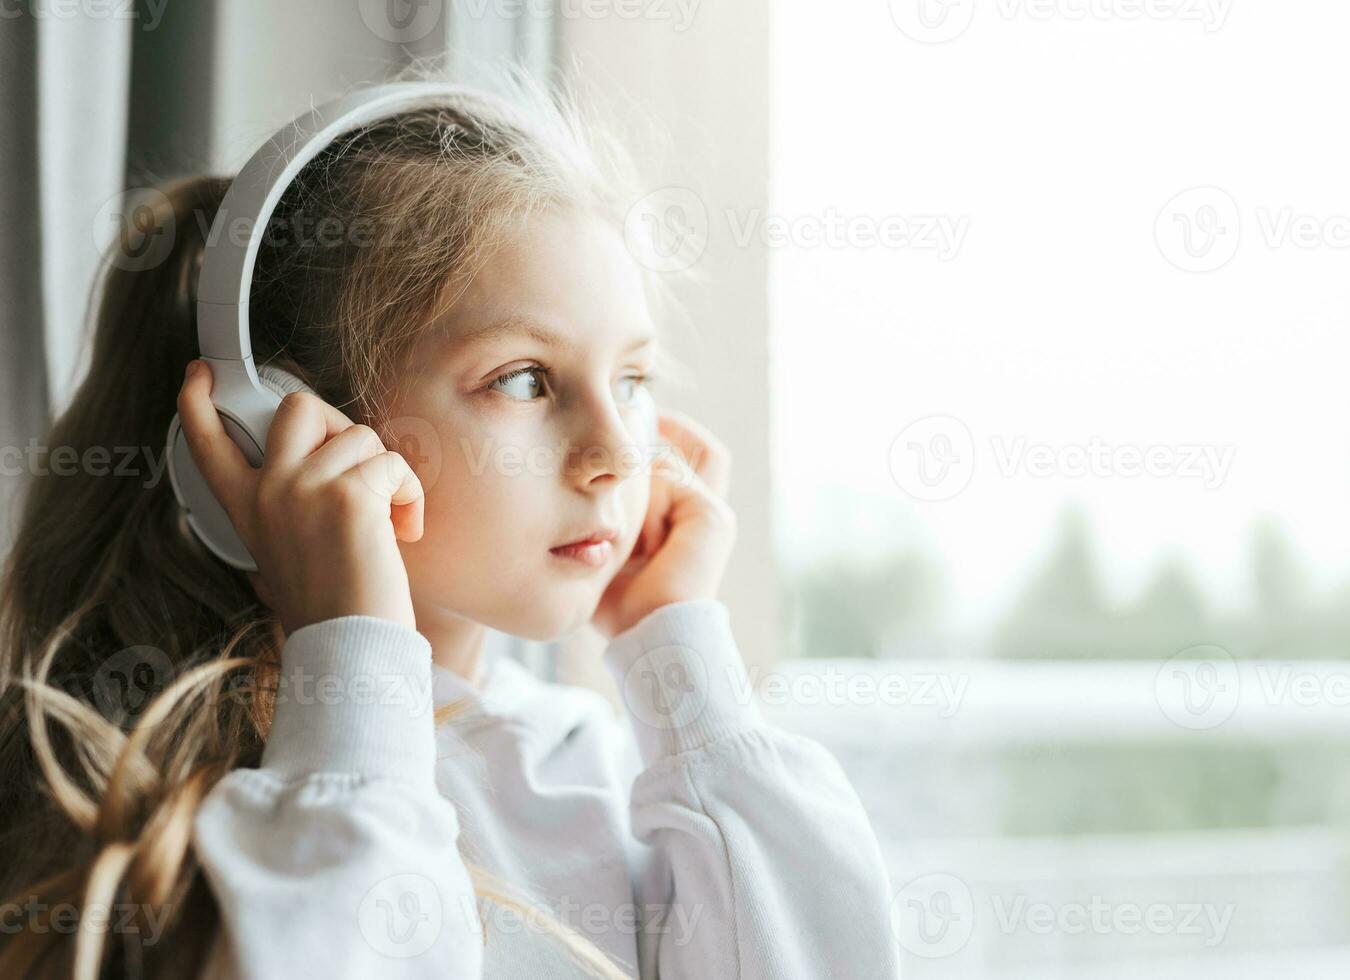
[1,0,553,668]
[0,9,131,551]
[0,13,48,555]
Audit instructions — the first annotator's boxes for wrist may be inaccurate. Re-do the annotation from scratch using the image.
[262,615,436,783]
[609,590,713,640]
[601,598,762,762]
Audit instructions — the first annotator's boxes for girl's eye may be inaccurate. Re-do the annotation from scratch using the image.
[617,373,651,402]
[490,366,549,402]
[488,368,653,403]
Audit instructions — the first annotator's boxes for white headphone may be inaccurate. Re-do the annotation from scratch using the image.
[165,82,463,572]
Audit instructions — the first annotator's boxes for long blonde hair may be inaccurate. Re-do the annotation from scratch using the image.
[0,62,673,979]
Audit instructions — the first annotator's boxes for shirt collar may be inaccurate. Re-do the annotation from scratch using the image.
[430,647,542,717]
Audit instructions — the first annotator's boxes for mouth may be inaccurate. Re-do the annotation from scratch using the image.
[549,526,619,568]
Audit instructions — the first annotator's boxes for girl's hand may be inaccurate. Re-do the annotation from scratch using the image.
[591,411,737,640]
[176,360,426,636]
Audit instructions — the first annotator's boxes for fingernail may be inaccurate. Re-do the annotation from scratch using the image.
[184,360,200,378]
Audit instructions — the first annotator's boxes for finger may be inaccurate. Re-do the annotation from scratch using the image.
[657,412,726,484]
[296,424,387,486]
[656,411,731,497]
[651,440,699,491]
[656,456,732,540]
[263,390,356,474]
[176,361,258,530]
[347,451,425,542]
[636,449,702,556]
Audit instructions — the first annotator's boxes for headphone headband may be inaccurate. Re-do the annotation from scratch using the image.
[195,81,459,361]
[168,81,468,571]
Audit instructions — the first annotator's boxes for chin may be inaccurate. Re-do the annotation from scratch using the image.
[497,587,604,643]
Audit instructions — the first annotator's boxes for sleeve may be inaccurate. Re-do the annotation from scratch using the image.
[191,615,484,979]
[603,599,902,979]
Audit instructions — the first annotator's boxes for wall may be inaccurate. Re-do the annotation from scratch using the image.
[555,0,779,696]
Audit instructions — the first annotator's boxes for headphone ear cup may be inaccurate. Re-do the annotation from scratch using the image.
[165,363,315,574]
[256,364,316,400]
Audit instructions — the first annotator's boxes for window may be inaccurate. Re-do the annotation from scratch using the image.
[770,2,1350,974]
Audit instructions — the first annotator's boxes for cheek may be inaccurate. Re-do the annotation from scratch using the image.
[618,466,654,551]
[424,426,554,556]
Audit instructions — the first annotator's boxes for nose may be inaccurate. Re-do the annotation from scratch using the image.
[563,386,648,491]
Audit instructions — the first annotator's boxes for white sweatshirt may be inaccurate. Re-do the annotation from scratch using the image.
[191,599,901,978]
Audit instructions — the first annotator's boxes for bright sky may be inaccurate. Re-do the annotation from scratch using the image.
[769,0,1350,631]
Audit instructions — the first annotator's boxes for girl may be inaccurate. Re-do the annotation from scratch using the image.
[0,68,901,978]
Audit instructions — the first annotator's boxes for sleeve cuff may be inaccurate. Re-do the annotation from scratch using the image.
[260,615,437,786]
[602,599,763,764]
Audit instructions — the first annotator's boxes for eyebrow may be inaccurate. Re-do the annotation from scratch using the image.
[458,315,655,356]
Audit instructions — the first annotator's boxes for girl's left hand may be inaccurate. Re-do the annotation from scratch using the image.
[591,411,737,640]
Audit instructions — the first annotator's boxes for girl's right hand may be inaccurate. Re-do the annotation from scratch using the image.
[176,359,425,636]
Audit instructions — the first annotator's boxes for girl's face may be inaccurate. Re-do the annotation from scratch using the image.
[385,208,658,641]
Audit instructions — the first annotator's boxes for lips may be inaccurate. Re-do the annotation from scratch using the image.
[551,526,619,550]
[549,526,618,568]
